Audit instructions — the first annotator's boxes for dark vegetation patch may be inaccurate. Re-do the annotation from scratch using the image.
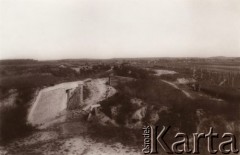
[201,85,240,103]
[115,79,190,105]
[100,93,136,125]
[0,86,35,145]
[113,65,154,79]
[96,77,197,146]
[87,123,142,148]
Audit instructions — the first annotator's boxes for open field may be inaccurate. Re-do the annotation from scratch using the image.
[0,58,240,154]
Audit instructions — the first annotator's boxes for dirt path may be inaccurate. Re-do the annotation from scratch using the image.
[162,80,193,99]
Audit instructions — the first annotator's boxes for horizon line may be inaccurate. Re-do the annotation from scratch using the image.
[0,56,240,61]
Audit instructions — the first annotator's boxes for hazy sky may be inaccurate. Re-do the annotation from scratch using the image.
[0,0,240,60]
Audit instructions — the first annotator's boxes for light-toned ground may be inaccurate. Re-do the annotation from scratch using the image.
[60,137,140,155]
[0,90,18,109]
[176,78,195,84]
[154,69,177,76]
[4,132,140,155]
[83,78,116,111]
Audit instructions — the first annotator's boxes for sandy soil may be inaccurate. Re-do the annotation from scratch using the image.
[83,78,116,111]
[0,90,18,109]
[154,69,177,76]
[5,133,141,155]
[59,137,140,155]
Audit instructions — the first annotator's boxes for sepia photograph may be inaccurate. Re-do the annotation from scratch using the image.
[0,0,240,154]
